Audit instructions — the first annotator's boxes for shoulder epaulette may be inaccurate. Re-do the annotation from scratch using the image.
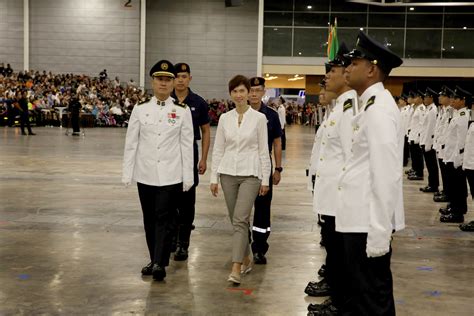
[343,99,353,112]
[137,97,150,106]
[173,99,188,108]
[364,96,376,111]
[460,111,466,116]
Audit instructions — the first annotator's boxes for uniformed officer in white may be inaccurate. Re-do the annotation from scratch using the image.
[398,94,411,167]
[306,80,337,301]
[439,86,471,223]
[433,86,454,203]
[419,88,440,193]
[407,91,425,180]
[307,80,334,192]
[337,31,404,315]
[122,60,194,281]
[461,104,474,231]
[307,42,357,315]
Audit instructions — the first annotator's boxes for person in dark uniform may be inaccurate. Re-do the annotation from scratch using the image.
[122,60,194,281]
[69,94,82,136]
[171,62,211,261]
[248,77,283,265]
[18,91,35,136]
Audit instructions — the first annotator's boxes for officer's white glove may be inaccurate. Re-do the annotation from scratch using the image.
[366,245,389,258]
[183,182,193,192]
[453,155,462,169]
[366,231,391,258]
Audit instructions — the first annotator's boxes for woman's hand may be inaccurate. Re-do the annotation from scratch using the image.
[210,183,219,197]
[259,185,269,196]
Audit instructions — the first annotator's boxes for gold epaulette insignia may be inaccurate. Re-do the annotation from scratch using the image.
[343,99,353,112]
[365,96,376,111]
[137,97,150,106]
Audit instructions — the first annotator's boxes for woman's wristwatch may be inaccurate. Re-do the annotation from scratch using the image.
[275,167,283,173]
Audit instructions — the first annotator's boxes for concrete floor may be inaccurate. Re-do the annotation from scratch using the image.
[0,125,473,315]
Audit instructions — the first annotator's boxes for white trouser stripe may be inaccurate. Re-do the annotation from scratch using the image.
[252,226,271,233]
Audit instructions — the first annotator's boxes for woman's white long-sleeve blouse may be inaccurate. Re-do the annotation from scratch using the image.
[211,107,271,186]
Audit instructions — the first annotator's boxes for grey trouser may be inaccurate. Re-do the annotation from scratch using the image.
[220,174,261,263]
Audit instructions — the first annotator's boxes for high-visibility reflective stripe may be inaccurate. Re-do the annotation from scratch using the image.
[252,226,271,233]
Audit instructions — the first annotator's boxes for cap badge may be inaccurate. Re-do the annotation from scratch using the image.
[161,63,168,70]
[254,78,259,85]
[181,64,187,71]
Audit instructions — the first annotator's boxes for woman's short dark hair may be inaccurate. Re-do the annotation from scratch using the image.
[228,75,250,94]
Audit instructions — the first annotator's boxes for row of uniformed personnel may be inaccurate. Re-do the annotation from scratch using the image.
[306,31,404,315]
[399,85,473,230]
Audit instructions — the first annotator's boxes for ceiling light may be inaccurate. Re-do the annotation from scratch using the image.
[273,28,278,31]
[294,74,299,77]
[265,73,269,77]
[307,5,312,9]
[360,28,364,31]
[463,26,467,30]
[451,46,455,49]
[409,7,415,11]
[298,52,302,55]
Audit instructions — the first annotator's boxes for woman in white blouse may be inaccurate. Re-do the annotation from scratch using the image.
[210,75,271,284]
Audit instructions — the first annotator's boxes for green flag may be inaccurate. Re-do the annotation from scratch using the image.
[328,18,339,60]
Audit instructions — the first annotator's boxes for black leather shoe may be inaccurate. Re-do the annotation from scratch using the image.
[305,279,331,297]
[174,247,188,261]
[439,207,452,215]
[408,175,424,181]
[440,213,464,223]
[307,303,338,315]
[459,221,474,232]
[308,298,333,311]
[433,194,448,202]
[254,253,267,264]
[152,264,166,281]
[317,264,326,277]
[420,186,438,193]
[141,262,153,275]
[434,191,444,197]
[405,169,414,175]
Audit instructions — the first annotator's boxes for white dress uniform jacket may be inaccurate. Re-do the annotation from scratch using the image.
[122,96,194,187]
[420,103,438,151]
[400,105,412,137]
[313,90,357,216]
[336,83,405,257]
[211,107,271,186]
[408,104,424,144]
[444,107,470,168]
[308,115,327,191]
[436,106,452,160]
[433,106,445,152]
[463,122,474,170]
